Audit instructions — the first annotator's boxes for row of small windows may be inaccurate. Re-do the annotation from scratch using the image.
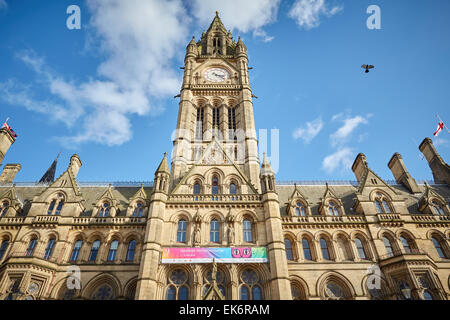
[284,233,449,262]
[193,177,238,195]
[70,239,137,263]
[195,106,237,140]
[176,218,254,243]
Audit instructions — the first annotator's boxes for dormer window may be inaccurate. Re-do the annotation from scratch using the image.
[99,202,110,217]
[132,202,144,217]
[1,201,9,217]
[47,193,64,215]
[431,200,445,215]
[328,201,339,216]
[295,202,306,216]
[374,193,392,214]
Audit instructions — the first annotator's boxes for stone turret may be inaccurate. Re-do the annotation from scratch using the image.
[352,153,369,183]
[388,152,421,193]
[0,127,16,167]
[419,138,450,185]
[154,152,170,193]
[260,153,275,193]
[69,154,82,178]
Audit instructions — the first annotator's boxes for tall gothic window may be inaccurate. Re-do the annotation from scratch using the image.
[212,107,220,129]
[302,238,312,260]
[177,219,187,243]
[400,236,412,253]
[195,107,204,140]
[132,202,144,217]
[0,239,9,260]
[211,176,219,194]
[374,193,392,213]
[47,200,56,215]
[229,183,237,195]
[320,238,330,260]
[355,237,367,260]
[284,238,294,261]
[70,240,83,261]
[1,201,9,217]
[328,201,339,216]
[47,193,64,215]
[126,240,137,262]
[228,107,237,140]
[193,182,201,195]
[431,236,446,258]
[107,240,119,261]
[89,240,101,262]
[99,202,110,217]
[382,236,394,257]
[210,219,220,243]
[26,237,37,256]
[43,238,56,260]
[166,269,189,300]
[243,219,253,243]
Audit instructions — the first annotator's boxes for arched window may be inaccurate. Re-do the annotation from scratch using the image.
[47,200,56,215]
[355,237,367,260]
[55,200,64,215]
[107,240,119,261]
[132,202,144,217]
[229,183,237,195]
[302,238,312,260]
[177,219,187,243]
[43,238,56,260]
[400,236,411,253]
[431,200,445,215]
[284,238,294,261]
[320,238,330,260]
[382,236,394,257]
[211,176,219,194]
[99,202,110,217]
[92,284,115,300]
[193,183,201,195]
[195,107,204,140]
[1,201,9,217]
[210,219,220,243]
[70,240,82,261]
[328,201,339,216]
[324,281,346,300]
[295,202,306,216]
[166,269,189,300]
[240,269,262,300]
[0,239,9,260]
[26,237,37,256]
[89,240,101,262]
[431,236,446,258]
[243,219,253,243]
[47,193,64,215]
[374,193,392,213]
[126,240,137,262]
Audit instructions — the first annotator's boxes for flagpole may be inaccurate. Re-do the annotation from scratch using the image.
[436,114,450,133]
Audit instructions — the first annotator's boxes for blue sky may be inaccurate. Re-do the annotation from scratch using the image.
[0,0,449,183]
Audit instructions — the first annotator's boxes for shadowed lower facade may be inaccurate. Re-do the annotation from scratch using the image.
[0,13,449,300]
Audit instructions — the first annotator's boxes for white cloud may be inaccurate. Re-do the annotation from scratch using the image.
[1,0,190,146]
[330,114,371,146]
[191,0,280,41]
[0,0,7,10]
[293,117,324,143]
[322,147,353,173]
[288,0,343,30]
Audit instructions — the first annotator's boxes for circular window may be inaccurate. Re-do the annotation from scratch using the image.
[325,282,344,300]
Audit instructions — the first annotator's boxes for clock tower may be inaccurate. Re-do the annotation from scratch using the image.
[171,11,260,191]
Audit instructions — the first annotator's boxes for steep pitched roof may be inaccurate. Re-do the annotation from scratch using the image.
[38,155,59,184]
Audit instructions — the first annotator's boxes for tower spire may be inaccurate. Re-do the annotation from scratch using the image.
[38,153,60,184]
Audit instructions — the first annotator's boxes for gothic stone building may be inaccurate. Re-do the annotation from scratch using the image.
[0,13,449,300]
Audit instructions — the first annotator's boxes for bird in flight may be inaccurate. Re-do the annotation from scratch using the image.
[362,64,375,73]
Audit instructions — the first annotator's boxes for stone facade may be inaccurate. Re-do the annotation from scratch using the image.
[0,13,449,300]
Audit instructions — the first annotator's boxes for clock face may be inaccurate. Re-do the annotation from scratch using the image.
[204,68,229,82]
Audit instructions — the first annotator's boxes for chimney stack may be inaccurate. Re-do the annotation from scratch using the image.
[419,138,450,185]
[0,164,21,184]
[388,153,421,193]
[352,153,369,183]
[69,154,82,178]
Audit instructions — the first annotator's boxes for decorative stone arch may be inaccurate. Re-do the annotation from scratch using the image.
[123,277,138,300]
[86,231,106,244]
[204,210,225,223]
[427,230,450,259]
[321,197,344,216]
[160,264,196,300]
[168,210,193,223]
[187,174,206,194]
[378,229,401,255]
[42,230,60,242]
[170,211,192,244]
[350,230,374,260]
[369,189,393,201]
[52,276,82,300]
[370,189,395,213]
[376,228,397,240]
[127,198,147,217]
[20,230,41,242]
[123,231,142,244]
[283,232,298,261]
[105,231,123,244]
[223,174,243,188]
[360,272,391,300]
[236,263,271,300]
[235,209,258,223]
[396,229,419,250]
[315,231,336,261]
[199,263,231,299]
[68,231,87,243]
[237,210,258,244]
[297,231,317,261]
[204,167,226,186]
[195,97,208,107]
[289,197,310,217]
[314,230,333,242]
[45,190,67,202]
[0,231,13,242]
[82,273,122,300]
[316,271,356,300]
[290,275,310,300]
[332,230,354,261]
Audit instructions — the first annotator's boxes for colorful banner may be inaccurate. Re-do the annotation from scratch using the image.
[161,247,268,264]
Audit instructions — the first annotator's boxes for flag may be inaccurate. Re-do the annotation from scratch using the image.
[2,120,18,138]
[433,121,444,137]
